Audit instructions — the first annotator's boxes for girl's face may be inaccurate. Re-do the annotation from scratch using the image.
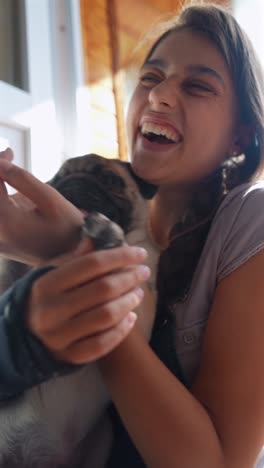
[126,28,240,187]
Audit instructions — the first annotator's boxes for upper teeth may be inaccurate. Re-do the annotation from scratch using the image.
[141,122,180,142]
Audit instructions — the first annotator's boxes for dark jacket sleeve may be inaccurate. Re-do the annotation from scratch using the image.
[0,266,77,400]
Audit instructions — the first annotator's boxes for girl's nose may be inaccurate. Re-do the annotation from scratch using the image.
[148,80,179,110]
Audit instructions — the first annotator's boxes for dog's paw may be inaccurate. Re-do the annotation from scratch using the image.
[82,212,125,250]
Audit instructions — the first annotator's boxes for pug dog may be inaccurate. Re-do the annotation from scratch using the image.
[0,154,160,468]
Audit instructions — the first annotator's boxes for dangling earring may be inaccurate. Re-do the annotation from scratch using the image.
[222,166,228,196]
[221,149,244,196]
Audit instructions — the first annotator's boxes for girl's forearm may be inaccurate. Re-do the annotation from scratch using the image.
[99,327,225,468]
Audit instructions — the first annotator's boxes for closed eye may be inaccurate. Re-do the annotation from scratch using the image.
[185,81,216,94]
[139,73,161,85]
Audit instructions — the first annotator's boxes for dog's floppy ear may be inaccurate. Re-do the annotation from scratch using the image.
[124,163,158,199]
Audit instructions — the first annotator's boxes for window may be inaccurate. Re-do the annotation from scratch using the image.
[0,0,28,90]
[234,0,264,70]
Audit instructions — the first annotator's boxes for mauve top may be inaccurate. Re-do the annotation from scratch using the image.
[167,181,264,384]
[163,181,264,467]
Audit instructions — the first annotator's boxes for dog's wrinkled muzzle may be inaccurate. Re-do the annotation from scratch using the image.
[48,173,132,233]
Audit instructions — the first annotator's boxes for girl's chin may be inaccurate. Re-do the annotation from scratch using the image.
[131,159,151,177]
[131,162,160,185]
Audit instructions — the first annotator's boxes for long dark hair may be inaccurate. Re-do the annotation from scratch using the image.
[106,6,264,461]
[144,3,264,302]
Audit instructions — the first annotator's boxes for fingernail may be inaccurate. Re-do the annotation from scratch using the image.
[137,265,151,280]
[128,246,148,259]
[134,287,144,299]
[126,311,137,326]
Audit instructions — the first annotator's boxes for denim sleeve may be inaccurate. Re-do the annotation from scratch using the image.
[0,266,78,400]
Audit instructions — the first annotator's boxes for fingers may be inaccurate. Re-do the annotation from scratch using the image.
[55,312,138,364]
[0,178,8,197]
[64,265,148,318]
[36,263,148,328]
[42,238,94,267]
[0,160,73,216]
[26,246,149,362]
[43,288,143,352]
[72,237,94,256]
[0,148,14,161]
[11,192,35,209]
[36,245,149,292]
[29,248,149,331]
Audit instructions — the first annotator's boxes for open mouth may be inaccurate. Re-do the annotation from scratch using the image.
[142,132,176,144]
[140,122,182,145]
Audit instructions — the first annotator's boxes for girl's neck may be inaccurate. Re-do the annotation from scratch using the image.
[149,187,192,249]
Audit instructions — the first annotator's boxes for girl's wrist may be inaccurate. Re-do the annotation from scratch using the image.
[99,326,145,377]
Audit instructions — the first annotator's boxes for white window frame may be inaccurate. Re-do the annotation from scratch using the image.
[1,0,89,183]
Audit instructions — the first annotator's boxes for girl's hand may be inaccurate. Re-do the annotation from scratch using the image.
[0,147,13,162]
[26,245,150,364]
[0,149,83,265]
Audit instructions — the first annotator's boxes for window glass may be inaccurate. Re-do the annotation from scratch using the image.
[0,0,28,90]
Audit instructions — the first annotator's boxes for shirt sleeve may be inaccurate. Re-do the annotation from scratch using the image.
[0,266,78,400]
[217,184,264,283]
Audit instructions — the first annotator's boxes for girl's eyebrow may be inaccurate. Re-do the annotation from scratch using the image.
[186,64,225,86]
[141,58,166,70]
[142,59,224,87]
